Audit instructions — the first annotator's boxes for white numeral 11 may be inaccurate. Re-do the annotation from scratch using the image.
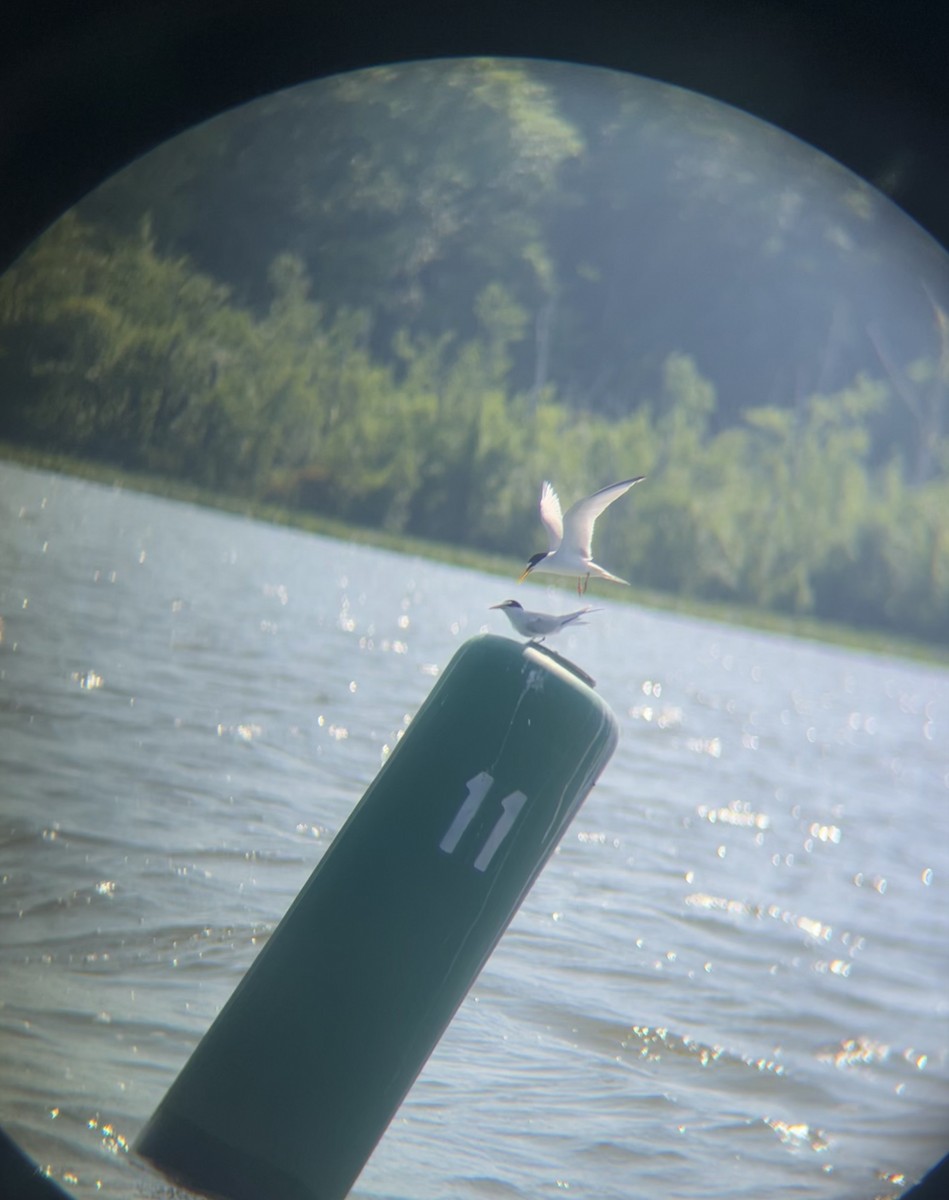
[439,772,528,872]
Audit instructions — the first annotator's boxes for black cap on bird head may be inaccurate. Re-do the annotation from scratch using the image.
[518,551,549,582]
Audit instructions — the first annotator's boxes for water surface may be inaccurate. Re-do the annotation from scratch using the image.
[1,461,947,1198]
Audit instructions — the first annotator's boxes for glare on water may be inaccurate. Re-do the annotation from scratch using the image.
[1,461,947,1199]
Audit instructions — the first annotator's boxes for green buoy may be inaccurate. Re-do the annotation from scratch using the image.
[136,634,618,1200]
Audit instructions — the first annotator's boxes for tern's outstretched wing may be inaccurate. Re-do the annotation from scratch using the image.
[561,477,644,557]
[539,481,564,549]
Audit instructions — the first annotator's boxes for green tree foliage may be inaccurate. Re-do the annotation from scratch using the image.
[69,59,946,456]
[80,61,579,355]
[2,61,948,646]
[0,214,263,490]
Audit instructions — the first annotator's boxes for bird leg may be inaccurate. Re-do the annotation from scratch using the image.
[578,573,589,595]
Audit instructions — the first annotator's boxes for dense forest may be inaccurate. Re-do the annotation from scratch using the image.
[1,59,947,642]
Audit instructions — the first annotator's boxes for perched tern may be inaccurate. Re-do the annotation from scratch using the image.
[491,599,599,642]
[519,477,643,594]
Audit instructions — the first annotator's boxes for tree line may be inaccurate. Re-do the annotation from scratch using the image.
[1,209,947,643]
[57,60,945,471]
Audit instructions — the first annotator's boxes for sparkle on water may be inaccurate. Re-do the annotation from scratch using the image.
[0,461,947,1199]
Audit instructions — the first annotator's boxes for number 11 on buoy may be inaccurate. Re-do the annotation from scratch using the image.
[439,771,528,870]
[136,633,618,1200]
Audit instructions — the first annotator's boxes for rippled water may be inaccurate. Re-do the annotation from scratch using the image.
[1,460,947,1199]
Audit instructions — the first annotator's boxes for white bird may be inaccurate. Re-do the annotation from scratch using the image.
[519,477,644,594]
[491,598,599,642]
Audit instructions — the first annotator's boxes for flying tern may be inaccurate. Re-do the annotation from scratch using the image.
[491,598,599,642]
[519,477,643,594]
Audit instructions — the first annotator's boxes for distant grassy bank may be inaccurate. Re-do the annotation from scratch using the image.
[3,442,947,669]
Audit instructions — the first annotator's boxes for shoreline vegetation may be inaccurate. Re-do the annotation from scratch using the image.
[1,65,946,660]
[4,443,946,670]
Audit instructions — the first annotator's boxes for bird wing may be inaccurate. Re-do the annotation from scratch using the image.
[560,605,600,627]
[522,611,553,636]
[539,481,564,550]
[566,605,599,622]
[561,477,643,557]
